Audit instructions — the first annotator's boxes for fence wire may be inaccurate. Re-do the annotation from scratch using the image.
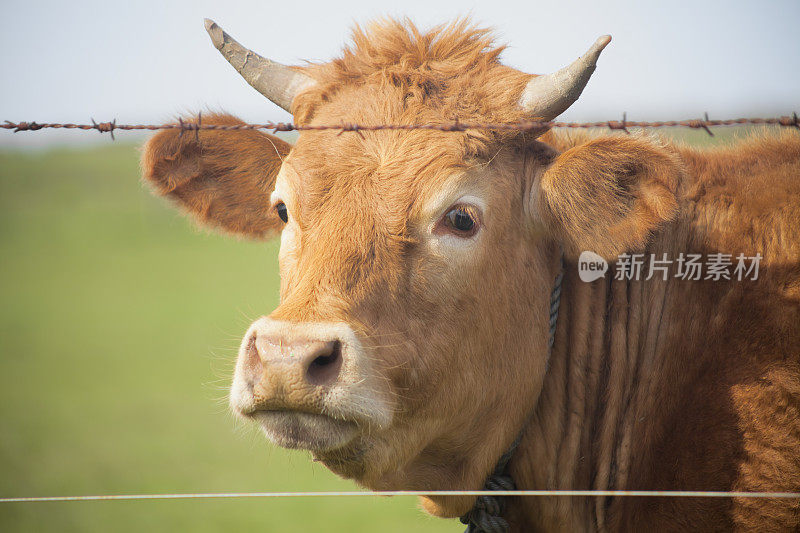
[2,490,799,503]
[2,113,799,140]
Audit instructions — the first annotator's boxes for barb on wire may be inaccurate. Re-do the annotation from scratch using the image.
[336,122,365,138]
[606,112,630,134]
[1,114,799,137]
[91,118,116,140]
[195,111,202,142]
[702,113,714,136]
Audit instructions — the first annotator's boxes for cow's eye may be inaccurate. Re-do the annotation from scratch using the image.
[443,206,477,236]
[276,202,288,223]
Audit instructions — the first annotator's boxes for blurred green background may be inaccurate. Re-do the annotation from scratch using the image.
[0,129,753,531]
[0,142,456,532]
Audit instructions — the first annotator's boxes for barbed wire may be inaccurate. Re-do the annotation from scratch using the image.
[2,113,799,141]
[2,490,799,503]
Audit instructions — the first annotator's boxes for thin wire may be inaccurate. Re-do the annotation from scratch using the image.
[2,490,799,503]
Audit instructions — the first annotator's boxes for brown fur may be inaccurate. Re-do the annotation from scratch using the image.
[141,18,800,532]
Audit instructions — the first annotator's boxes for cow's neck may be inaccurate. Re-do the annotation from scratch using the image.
[489,138,799,532]
[507,244,679,532]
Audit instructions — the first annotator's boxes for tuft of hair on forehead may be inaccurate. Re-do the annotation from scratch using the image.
[334,17,503,82]
[292,17,535,155]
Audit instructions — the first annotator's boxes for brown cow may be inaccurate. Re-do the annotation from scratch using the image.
[141,18,800,532]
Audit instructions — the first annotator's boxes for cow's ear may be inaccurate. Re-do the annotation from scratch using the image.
[534,135,682,260]
[141,113,290,239]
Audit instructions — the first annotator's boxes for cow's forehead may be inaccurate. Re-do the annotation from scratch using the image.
[284,128,474,227]
[276,73,530,243]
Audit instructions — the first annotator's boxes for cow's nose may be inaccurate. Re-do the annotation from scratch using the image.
[238,319,352,404]
[230,318,393,431]
[252,335,343,387]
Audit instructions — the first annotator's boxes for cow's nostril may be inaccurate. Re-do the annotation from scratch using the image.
[305,340,343,386]
[245,334,261,372]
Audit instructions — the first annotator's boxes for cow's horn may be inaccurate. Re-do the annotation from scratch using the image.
[519,35,611,120]
[204,18,314,113]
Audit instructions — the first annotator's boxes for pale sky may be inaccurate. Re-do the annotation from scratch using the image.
[1,0,798,147]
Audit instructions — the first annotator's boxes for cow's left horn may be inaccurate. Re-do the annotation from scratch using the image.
[204,18,314,113]
[519,35,611,120]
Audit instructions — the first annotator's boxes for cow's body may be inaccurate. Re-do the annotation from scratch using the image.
[505,131,800,531]
[142,18,800,531]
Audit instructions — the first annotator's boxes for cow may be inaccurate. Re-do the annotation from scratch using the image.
[141,17,800,532]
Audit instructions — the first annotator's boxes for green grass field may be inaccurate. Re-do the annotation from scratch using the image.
[0,142,456,532]
[0,128,762,531]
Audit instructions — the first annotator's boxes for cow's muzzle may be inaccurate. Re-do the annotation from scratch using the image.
[230,318,392,451]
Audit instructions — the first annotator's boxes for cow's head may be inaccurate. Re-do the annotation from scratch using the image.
[142,19,679,516]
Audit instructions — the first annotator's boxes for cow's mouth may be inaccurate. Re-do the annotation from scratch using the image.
[252,410,358,451]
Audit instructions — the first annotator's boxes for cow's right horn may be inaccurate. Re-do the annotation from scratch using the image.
[204,19,314,113]
[519,35,611,120]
